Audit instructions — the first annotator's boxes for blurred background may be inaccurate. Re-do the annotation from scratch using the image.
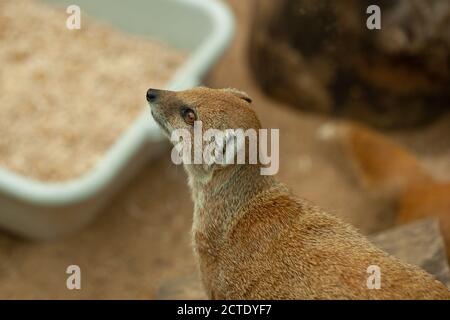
[0,0,449,299]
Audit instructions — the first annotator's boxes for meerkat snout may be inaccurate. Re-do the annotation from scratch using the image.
[147,86,450,300]
[146,88,160,103]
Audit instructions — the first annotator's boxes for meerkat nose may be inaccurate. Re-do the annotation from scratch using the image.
[146,88,160,103]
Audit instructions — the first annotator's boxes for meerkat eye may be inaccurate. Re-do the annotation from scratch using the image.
[180,107,197,125]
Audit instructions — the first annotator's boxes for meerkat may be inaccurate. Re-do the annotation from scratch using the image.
[146,87,450,299]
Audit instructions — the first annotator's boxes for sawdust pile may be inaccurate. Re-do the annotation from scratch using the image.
[0,0,186,181]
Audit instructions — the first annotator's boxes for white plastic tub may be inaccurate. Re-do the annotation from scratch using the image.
[0,0,234,239]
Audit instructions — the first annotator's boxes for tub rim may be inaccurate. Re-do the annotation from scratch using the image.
[0,0,235,206]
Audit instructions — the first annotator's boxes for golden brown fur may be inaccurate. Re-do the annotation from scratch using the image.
[148,87,450,299]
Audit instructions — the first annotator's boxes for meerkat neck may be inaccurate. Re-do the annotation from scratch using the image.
[188,164,276,235]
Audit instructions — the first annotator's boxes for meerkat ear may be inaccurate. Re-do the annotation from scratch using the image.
[224,88,252,103]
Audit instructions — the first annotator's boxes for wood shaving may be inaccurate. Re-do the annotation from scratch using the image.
[0,0,186,181]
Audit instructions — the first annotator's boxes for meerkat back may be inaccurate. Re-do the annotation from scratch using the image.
[216,192,450,299]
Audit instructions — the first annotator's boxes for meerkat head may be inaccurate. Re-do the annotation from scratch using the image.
[146,87,257,133]
[146,87,262,179]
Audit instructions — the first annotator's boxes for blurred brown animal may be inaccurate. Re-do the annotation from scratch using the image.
[147,87,450,299]
[338,123,450,259]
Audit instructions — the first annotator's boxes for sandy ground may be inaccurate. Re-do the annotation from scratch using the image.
[0,0,448,299]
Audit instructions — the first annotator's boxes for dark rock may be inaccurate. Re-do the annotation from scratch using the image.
[249,0,450,128]
[370,218,450,287]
